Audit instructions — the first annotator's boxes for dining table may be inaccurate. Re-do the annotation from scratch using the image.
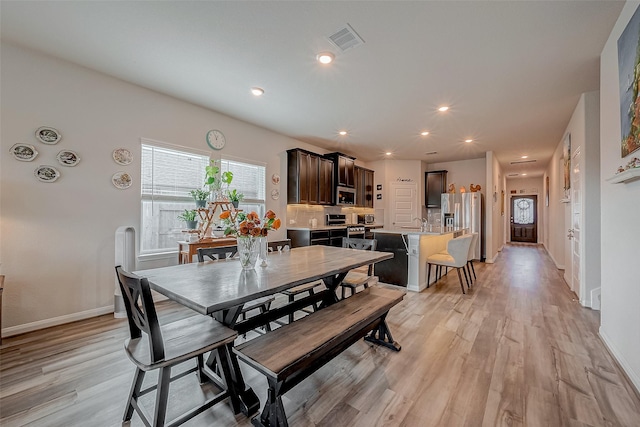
[136,245,394,416]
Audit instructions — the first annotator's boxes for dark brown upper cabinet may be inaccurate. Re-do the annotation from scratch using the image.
[355,166,375,208]
[287,148,334,205]
[425,170,447,208]
[325,152,356,188]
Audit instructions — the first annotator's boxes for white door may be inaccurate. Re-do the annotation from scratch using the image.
[570,147,582,299]
[389,182,418,230]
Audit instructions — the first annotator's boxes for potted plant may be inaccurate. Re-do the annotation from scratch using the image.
[189,189,210,208]
[205,160,233,201]
[227,188,244,208]
[178,209,198,230]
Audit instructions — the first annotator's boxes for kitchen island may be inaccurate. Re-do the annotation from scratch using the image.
[373,227,466,292]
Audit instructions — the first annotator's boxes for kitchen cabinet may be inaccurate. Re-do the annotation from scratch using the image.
[287,228,347,248]
[355,166,375,208]
[425,170,447,208]
[325,152,356,188]
[287,149,333,205]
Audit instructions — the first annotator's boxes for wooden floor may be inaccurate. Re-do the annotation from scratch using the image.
[2,244,640,426]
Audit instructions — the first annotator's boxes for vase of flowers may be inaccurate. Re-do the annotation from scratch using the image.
[220,210,281,270]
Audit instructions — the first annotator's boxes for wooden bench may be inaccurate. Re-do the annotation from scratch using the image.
[233,286,404,427]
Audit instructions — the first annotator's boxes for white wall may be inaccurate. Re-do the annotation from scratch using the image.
[543,139,568,269]
[0,43,324,334]
[599,1,640,392]
[484,151,505,262]
[425,157,486,194]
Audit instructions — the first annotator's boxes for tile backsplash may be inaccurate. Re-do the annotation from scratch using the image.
[286,205,376,227]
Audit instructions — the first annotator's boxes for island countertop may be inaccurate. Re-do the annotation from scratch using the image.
[372,227,467,236]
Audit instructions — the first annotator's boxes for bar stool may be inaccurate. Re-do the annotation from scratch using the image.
[426,235,474,294]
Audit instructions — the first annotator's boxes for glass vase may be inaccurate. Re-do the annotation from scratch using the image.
[258,236,269,267]
[237,236,259,270]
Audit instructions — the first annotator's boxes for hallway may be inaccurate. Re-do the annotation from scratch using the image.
[1,244,639,426]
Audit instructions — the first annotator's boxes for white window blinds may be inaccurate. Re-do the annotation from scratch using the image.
[141,144,209,199]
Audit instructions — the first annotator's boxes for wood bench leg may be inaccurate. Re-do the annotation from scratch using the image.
[252,380,288,427]
[363,315,401,352]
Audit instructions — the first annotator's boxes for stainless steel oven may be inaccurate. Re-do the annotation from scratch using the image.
[346,226,365,239]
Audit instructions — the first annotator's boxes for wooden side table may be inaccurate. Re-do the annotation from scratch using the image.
[178,237,237,264]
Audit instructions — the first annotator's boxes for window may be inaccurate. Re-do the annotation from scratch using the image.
[140,140,266,255]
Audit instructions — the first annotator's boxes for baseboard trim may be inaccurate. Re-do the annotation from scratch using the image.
[543,246,565,270]
[599,329,640,399]
[485,253,499,264]
[1,306,114,338]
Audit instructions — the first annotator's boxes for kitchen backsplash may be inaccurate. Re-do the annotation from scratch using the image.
[287,205,376,226]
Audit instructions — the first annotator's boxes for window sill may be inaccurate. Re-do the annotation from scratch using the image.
[138,251,178,262]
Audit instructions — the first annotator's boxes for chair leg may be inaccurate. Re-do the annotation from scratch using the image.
[456,268,466,294]
[288,294,295,324]
[462,266,470,288]
[466,264,473,285]
[153,367,171,427]
[427,263,431,288]
[123,368,145,421]
[470,260,477,280]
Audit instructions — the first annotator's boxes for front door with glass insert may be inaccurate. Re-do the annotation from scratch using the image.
[510,195,537,243]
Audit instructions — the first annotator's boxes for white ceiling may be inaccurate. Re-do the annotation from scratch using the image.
[1,1,624,177]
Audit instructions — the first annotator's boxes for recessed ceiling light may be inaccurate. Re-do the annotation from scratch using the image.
[420,131,430,136]
[521,155,529,159]
[339,130,347,136]
[316,52,335,64]
[385,152,392,156]
[438,106,449,112]
[522,173,528,176]
[465,139,473,143]
[250,87,264,96]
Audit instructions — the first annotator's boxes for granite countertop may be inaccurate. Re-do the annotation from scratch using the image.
[372,227,466,236]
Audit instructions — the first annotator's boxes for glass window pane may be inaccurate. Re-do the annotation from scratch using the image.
[513,198,534,224]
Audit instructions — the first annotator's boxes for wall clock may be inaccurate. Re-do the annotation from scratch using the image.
[206,129,226,150]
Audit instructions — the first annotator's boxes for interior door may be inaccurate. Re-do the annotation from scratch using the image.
[389,182,418,230]
[570,147,582,298]
[510,195,537,242]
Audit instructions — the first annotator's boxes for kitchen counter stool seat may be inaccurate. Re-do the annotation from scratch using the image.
[115,266,238,427]
[426,235,474,294]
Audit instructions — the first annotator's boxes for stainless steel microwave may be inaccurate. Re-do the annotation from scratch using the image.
[336,186,356,206]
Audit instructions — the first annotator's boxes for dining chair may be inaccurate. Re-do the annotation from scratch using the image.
[115,266,238,427]
[426,234,474,294]
[197,246,274,333]
[466,232,479,282]
[340,238,378,299]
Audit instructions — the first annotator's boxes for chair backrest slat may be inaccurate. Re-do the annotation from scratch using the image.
[342,238,377,275]
[197,245,238,262]
[115,266,165,362]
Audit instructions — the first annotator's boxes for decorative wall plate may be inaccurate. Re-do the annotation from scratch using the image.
[271,173,280,185]
[56,150,81,166]
[35,126,62,144]
[112,171,132,189]
[10,143,38,161]
[271,189,280,200]
[34,165,60,182]
[113,148,133,165]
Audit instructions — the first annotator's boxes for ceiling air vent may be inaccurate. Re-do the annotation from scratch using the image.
[507,173,519,177]
[328,24,365,52]
[425,151,438,155]
[510,159,537,165]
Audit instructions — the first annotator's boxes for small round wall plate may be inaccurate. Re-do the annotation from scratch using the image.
[113,148,133,165]
[112,171,132,189]
[34,165,60,182]
[271,189,280,200]
[35,126,62,144]
[10,143,38,161]
[271,173,280,185]
[56,150,81,167]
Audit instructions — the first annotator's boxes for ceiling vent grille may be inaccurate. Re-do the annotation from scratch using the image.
[510,159,537,165]
[507,173,519,177]
[328,24,365,52]
[425,151,438,155]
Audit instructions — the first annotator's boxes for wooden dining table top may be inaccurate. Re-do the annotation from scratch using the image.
[136,245,394,315]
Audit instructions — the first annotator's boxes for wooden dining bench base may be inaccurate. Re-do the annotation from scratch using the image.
[233,286,404,427]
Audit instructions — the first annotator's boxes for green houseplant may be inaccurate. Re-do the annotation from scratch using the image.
[189,189,210,208]
[227,189,244,208]
[178,209,198,230]
[205,160,233,200]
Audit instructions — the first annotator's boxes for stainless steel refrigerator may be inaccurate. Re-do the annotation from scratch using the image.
[441,192,483,260]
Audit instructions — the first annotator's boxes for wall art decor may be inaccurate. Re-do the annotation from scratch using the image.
[376,194,382,200]
[377,184,382,191]
[545,176,550,206]
[10,143,38,161]
[563,132,571,191]
[113,148,133,165]
[56,150,80,167]
[271,189,280,200]
[271,173,280,185]
[34,165,60,182]
[35,126,62,145]
[618,6,640,157]
[112,171,132,189]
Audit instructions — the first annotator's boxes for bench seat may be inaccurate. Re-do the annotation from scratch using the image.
[234,286,404,426]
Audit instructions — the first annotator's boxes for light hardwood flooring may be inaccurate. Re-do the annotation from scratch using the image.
[2,244,640,426]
